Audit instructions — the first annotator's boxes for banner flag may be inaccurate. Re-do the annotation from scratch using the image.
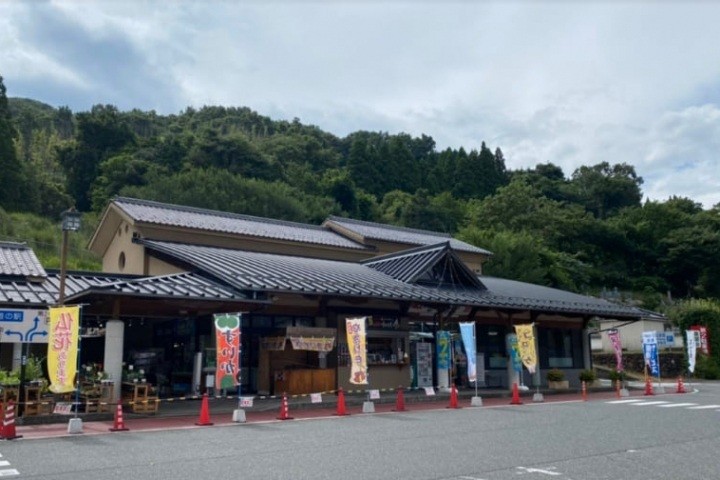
[507,334,522,373]
[47,306,80,393]
[346,317,368,385]
[214,313,241,390]
[436,331,451,370]
[459,322,477,382]
[690,325,710,355]
[686,330,698,374]
[514,323,537,374]
[607,329,624,372]
[641,331,660,377]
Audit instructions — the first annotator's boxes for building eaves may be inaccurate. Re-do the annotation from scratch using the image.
[324,215,492,255]
[112,197,368,251]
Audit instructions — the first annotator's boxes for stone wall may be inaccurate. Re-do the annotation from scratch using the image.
[593,352,686,378]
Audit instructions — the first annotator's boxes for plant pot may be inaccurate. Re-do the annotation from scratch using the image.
[548,380,569,389]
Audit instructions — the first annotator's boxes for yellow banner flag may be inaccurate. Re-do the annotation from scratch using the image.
[346,317,368,385]
[514,323,537,374]
[47,306,80,393]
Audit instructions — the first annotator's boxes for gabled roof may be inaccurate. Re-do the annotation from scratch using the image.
[138,239,644,318]
[363,242,484,289]
[110,197,368,250]
[324,215,492,255]
[0,242,47,280]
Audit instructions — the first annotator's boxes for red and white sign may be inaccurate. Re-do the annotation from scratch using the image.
[690,325,710,355]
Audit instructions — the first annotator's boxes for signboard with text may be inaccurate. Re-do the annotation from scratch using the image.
[0,309,49,343]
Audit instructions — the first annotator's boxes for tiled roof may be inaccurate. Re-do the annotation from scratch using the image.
[363,242,484,289]
[324,215,492,255]
[139,239,643,318]
[0,242,47,280]
[113,197,368,250]
[0,270,251,306]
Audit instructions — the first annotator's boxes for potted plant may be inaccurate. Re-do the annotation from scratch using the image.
[578,369,597,386]
[546,368,569,389]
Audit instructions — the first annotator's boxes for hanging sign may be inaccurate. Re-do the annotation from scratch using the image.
[47,306,80,394]
[289,336,335,352]
[459,323,477,382]
[514,323,537,374]
[436,330,451,370]
[214,313,241,390]
[607,329,624,372]
[346,317,368,385]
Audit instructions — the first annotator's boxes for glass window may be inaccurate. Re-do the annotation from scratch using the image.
[477,325,508,369]
[538,327,583,369]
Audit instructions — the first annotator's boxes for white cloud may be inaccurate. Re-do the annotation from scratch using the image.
[2,1,720,207]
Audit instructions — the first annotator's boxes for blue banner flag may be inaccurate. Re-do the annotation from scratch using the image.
[436,331,451,370]
[459,322,477,382]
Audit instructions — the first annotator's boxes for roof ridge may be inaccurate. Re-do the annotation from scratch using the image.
[326,215,453,238]
[114,196,330,231]
[0,241,30,249]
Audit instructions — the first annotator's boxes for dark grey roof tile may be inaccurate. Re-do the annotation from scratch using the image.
[0,242,47,279]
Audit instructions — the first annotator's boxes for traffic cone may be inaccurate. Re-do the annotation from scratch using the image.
[335,388,349,416]
[510,382,523,405]
[195,393,214,426]
[277,392,294,420]
[581,381,587,401]
[676,376,686,394]
[644,377,654,396]
[109,400,129,432]
[393,387,406,412]
[1,400,22,440]
[447,383,460,409]
[615,379,621,398]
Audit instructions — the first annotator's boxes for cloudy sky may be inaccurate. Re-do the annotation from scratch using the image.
[2,1,719,207]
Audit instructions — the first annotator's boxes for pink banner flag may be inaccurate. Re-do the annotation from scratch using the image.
[607,329,623,372]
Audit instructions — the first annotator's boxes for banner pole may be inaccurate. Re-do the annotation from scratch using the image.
[74,305,82,419]
[473,322,478,398]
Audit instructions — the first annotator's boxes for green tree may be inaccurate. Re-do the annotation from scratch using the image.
[568,162,643,218]
[0,76,29,212]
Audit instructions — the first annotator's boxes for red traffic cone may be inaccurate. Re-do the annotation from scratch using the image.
[510,382,523,405]
[581,381,587,401]
[676,376,686,394]
[447,383,460,409]
[109,400,129,432]
[195,393,214,426]
[393,387,406,412]
[615,379,621,398]
[335,388,349,416]
[644,377,654,396]
[1,400,22,440]
[277,392,294,420]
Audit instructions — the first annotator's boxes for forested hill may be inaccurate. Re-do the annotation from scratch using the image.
[1,82,719,307]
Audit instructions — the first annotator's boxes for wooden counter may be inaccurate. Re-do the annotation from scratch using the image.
[273,368,334,395]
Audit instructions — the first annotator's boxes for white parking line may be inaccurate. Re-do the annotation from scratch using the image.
[606,399,642,404]
[0,470,19,477]
[657,403,698,408]
[687,405,720,410]
[631,401,670,406]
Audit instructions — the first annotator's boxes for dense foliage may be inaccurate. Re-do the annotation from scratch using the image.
[1,75,719,308]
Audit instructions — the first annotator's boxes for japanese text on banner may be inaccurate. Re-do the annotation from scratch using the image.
[214,313,241,390]
[346,317,368,385]
[514,323,537,374]
[47,306,80,393]
[459,323,477,382]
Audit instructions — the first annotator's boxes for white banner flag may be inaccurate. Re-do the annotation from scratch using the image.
[686,330,698,374]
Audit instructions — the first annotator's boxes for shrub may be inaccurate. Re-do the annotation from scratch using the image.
[546,368,565,382]
[694,354,720,380]
[608,370,625,382]
[578,369,597,383]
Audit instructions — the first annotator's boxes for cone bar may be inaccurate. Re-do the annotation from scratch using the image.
[277,392,294,420]
[510,382,523,405]
[393,386,406,412]
[109,400,129,432]
[1,400,21,440]
[195,393,214,426]
[446,383,460,409]
[335,388,349,416]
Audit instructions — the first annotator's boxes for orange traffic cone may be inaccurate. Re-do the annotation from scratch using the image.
[335,388,349,416]
[615,379,621,398]
[644,377,654,396]
[676,376,686,394]
[109,400,129,432]
[277,392,293,420]
[447,383,460,409]
[195,393,214,426]
[510,382,523,405]
[581,381,587,401]
[393,387,406,412]
[1,400,21,440]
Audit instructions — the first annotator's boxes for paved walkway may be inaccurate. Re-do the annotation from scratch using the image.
[8,383,690,441]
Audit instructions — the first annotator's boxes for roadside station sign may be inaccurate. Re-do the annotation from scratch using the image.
[0,308,49,343]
